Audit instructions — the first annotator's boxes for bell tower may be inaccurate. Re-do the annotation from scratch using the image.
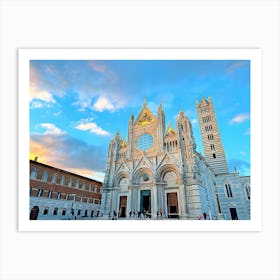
[196,97,229,174]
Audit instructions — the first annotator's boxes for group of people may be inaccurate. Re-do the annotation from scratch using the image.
[110,209,165,220]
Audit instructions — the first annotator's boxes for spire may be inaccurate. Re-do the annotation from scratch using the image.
[144,96,147,106]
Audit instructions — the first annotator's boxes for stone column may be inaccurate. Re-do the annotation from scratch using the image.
[127,186,132,218]
[179,184,187,219]
[156,184,165,217]
[151,185,158,219]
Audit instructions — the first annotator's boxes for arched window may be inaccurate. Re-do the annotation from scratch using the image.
[75,179,79,188]
[53,207,58,215]
[30,168,37,179]
[43,207,49,215]
[42,171,48,182]
[52,174,57,184]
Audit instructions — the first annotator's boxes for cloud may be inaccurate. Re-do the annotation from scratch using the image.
[88,61,107,73]
[30,88,56,104]
[75,120,111,136]
[240,151,246,156]
[30,132,107,178]
[93,96,115,112]
[40,123,65,135]
[230,113,249,124]
[244,128,250,135]
[30,65,57,108]
[226,61,247,74]
[191,119,198,126]
[228,158,250,176]
[30,101,44,109]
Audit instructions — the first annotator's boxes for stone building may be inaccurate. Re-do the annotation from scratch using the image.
[29,159,102,220]
[100,97,250,220]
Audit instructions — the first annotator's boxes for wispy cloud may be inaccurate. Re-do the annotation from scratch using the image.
[93,96,116,112]
[244,128,250,135]
[75,119,111,136]
[40,123,65,135]
[30,65,57,108]
[226,61,247,74]
[230,113,249,124]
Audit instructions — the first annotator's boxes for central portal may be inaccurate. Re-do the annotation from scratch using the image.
[140,190,151,212]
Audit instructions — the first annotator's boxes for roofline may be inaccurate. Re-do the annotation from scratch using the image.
[29,160,102,184]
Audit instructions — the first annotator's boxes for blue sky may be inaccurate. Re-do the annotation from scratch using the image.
[30,60,250,181]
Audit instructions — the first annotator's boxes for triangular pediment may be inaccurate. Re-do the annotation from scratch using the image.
[156,152,179,170]
[116,161,131,173]
[135,100,157,127]
[133,155,154,172]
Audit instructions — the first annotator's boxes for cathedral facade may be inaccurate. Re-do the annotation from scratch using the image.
[100,97,250,220]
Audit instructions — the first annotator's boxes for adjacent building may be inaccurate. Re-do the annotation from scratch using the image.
[100,97,250,220]
[29,159,102,220]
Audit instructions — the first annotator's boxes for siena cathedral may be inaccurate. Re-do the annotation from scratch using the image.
[100,97,250,220]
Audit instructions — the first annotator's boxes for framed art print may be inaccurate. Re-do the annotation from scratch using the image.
[18,48,262,231]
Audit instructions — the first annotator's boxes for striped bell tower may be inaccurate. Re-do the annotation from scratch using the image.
[196,97,229,175]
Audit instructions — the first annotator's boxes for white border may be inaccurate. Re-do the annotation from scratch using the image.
[18,48,262,231]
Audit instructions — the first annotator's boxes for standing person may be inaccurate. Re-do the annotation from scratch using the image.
[203,212,207,220]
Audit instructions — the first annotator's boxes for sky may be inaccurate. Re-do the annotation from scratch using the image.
[30,60,250,181]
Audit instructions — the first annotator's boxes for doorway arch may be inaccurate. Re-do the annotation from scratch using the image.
[30,206,39,220]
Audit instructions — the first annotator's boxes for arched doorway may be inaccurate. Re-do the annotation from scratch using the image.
[30,206,39,220]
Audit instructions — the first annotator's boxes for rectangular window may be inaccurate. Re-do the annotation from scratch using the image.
[229,208,238,220]
[225,184,233,197]
[210,144,215,150]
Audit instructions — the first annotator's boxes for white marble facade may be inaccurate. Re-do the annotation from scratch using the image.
[100,98,250,220]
